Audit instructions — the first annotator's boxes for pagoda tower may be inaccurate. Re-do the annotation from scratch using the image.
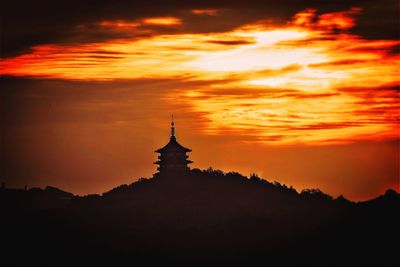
[154,115,193,174]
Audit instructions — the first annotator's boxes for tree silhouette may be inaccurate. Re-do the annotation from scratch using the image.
[1,168,398,266]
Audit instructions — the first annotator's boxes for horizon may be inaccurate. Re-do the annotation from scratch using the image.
[2,166,398,203]
[1,1,399,201]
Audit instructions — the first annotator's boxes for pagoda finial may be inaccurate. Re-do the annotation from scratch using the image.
[171,114,175,137]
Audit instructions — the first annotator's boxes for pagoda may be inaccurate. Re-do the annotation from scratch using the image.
[154,115,193,175]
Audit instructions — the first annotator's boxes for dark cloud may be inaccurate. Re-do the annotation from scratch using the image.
[286,122,364,131]
[350,0,399,40]
[2,1,397,58]
[207,39,255,46]
[308,59,372,68]
[338,84,400,95]
[344,44,399,55]
[282,92,340,99]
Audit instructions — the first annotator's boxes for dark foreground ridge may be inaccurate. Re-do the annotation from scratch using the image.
[1,169,399,266]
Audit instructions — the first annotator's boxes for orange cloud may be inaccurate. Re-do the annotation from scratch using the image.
[97,17,182,32]
[142,17,182,25]
[318,8,361,30]
[99,20,140,28]
[292,8,317,27]
[293,7,361,30]
[1,9,399,145]
[192,9,218,16]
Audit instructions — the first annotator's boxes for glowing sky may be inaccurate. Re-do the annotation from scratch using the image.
[1,2,399,200]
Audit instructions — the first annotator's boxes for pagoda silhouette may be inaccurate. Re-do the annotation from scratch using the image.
[154,115,193,175]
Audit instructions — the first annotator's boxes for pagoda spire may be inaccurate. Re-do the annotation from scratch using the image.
[171,114,175,138]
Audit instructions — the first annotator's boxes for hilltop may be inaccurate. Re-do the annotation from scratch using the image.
[1,168,399,266]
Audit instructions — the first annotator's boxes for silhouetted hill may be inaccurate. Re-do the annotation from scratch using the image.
[0,185,73,212]
[1,169,399,266]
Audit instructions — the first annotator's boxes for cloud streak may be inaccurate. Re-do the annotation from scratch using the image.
[1,7,399,145]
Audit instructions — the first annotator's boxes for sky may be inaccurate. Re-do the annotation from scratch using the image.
[1,0,399,200]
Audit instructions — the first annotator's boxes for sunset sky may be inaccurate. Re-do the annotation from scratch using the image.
[1,0,399,200]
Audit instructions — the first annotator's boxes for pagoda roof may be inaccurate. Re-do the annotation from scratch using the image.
[155,136,191,153]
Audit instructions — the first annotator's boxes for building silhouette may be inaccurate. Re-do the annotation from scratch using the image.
[154,115,193,174]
